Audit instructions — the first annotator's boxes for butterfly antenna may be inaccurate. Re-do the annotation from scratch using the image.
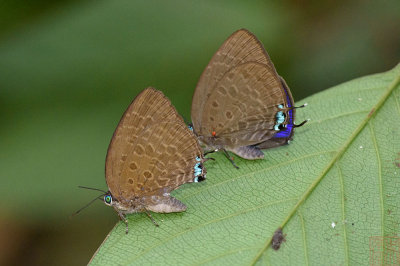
[78,186,107,193]
[204,157,215,162]
[294,119,309,128]
[289,103,307,110]
[204,150,216,156]
[296,103,307,108]
[70,194,104,218]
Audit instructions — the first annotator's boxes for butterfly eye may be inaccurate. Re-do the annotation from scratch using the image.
[104,195,112,206]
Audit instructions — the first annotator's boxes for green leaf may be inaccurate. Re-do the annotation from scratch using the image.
[91,64,400,265]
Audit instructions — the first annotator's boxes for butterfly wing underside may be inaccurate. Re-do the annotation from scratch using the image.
[199,62,287,148]
[191,29,296,150]
[256,76,296,149]
[105,88,203,202]
[191,29,275,131]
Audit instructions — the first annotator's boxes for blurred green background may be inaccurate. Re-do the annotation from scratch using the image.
[0,0,399,264]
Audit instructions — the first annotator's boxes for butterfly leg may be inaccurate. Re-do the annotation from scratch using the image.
[117,211,129,234]
[144,210,159,227]
[230,145,264,160]
[222,149,239,169]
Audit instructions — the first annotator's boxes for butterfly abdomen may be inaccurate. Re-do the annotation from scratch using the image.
[229,145,264,160]
[146,195,187,213]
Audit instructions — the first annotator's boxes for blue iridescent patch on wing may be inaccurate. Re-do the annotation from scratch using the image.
[273,86,294,138]
[188,125,193,131]
[273,110,285,131]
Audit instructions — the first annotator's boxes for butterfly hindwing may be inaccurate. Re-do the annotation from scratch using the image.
[105,88,202,202]
[198,62,286,149]
[192,29,276,132]
[119,121,203,200]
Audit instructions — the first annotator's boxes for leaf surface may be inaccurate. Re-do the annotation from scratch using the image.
[90,65,400,265]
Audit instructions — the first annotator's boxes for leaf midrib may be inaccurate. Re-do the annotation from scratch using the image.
[337,164,349,265]
[369,122,384,254]
[250,70,400,265]
[182,150,335,201]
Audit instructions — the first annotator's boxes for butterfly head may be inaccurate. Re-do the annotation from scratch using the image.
[103,193,114,206]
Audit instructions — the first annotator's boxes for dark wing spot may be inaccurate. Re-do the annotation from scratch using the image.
[229,87,237,97]
[128,178,134,184]
[167,146,177,155]
[238,121,247,128]
[144,171,153,179]
[226,111,233,119]
[135,144,145,155]
[209,116,215,122]
[146,144,155,154]
[129,162,137,171]
[212,101,219,108]
[217,86,227,95]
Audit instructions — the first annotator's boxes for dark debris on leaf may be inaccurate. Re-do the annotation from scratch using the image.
[271,227,286,251]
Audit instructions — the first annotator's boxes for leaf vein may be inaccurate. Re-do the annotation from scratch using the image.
[305,110,369,126]
[368,122,384,239]
[298,210,309,266]
[393,88,400,117]
[125,197,298,265]
[250,67,400,265]
[197,247,259,265]
[337,163,349,265]
[182,150,336,200]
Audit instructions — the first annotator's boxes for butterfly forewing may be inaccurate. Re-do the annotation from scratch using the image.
[199,62,286,148]
[191,29,277,130]
[105,88,201,202]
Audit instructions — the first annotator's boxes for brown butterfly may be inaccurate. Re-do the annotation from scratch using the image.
[190,29,307,168]
[81,88,206,233]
